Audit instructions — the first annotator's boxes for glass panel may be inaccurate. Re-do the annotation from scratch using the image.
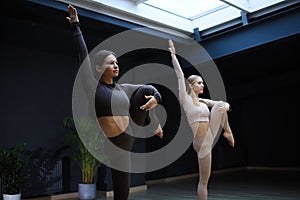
[222,0,285,12]
[193,6,241,31]
[145,0,226,19]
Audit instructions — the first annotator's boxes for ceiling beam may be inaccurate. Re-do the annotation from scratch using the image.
[200,5,300,59]
[133,0,148,5]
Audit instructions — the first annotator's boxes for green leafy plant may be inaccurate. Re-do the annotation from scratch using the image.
[0,143,31,194]
[63,117,104,184]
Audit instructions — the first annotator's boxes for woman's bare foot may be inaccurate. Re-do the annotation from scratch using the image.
[223,131,235,147]
[156,130,163,139]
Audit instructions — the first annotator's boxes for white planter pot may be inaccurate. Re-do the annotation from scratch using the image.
[78,183,96,200]
[3,194,21,200]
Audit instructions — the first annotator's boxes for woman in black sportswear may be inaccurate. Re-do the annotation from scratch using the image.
[66,5,163,200]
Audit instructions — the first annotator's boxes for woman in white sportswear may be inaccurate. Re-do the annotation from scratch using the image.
[168,39,235,200]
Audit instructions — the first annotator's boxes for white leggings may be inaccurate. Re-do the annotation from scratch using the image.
[192,101,230,200]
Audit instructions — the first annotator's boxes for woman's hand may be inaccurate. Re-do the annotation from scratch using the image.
[66,4,79,23]
[168,39,176,55]
[140,95,158,111]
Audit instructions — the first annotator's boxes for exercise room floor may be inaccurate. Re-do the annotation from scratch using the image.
[25,168,300,200]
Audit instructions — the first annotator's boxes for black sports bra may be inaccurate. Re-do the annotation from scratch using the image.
[95,82,130,117]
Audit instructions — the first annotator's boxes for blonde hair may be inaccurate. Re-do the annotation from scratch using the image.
[187,75,201,106]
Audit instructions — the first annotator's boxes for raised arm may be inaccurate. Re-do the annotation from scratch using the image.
[66,5,87,64]
[168,40,189,103]
[66,5,97,94]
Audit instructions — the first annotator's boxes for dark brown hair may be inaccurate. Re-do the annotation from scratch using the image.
[91,50,117,79]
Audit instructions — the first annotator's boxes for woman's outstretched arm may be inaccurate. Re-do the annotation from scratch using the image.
[66,4,97,94]
[168,40,188,103]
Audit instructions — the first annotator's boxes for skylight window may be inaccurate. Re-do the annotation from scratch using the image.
[145,0,226,20]
[222,0,285,12]
[67,0,295,35]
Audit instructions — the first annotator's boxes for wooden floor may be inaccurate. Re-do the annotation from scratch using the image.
[25,168,300,200]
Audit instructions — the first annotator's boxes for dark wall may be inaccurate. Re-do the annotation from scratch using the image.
[1,0,299,197]
[213,33,300,168]
[1,1,75,151]
[1,1,84,194]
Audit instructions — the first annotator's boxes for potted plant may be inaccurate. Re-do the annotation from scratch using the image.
[63,117,104,200]
[0,143,31,200]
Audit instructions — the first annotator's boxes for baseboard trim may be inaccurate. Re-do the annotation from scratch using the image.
[50,192,77,200]
[211,166,246,174]
[146,166,300,186]
[245,166,300,171]
[129,185,148,193]
[146,173,199,185]
[48,184,148,199]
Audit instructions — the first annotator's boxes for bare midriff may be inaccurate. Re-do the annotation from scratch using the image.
[97,116,129,138]
[190,121,209,138]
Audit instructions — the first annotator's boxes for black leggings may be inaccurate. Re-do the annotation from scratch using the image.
[108,132,134,200]
[107,85,159,200]
[129,85,159,133]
